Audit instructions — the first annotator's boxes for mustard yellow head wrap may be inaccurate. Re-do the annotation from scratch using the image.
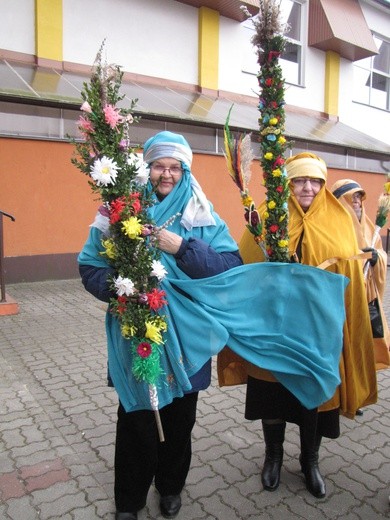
[286,152,327,181]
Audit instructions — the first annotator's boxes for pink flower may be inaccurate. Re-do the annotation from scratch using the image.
[119,139,130,151]
[78,115,93,133]
[80,101,92,113]
[103,104,123,129]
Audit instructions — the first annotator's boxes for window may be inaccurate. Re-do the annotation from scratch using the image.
[242,0,306,86]
[353,35,390,111]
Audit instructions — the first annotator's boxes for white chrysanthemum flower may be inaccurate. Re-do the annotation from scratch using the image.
[114,276,135,296]
[90,156,119,186]
[128,153,150,185]
[150,260,168,281]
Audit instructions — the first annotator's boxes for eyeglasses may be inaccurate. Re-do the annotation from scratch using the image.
[352,193,363,201]
[291,178,323,188]
[151,164,182,175]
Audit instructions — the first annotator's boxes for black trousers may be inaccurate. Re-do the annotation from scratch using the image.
[114,392,198,512]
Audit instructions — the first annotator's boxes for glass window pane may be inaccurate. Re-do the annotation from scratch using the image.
[371,73,389,109]
[281,0,301,41]
[281,43,300,84]
[282,41,299,64]
[373,40,390,74]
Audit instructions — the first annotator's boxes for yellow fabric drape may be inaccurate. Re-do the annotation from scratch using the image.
[224,186,377,419]
[337,195,390,370]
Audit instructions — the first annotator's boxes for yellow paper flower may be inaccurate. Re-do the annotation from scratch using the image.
[278,239,289,248]
[154,317,168,332]
[145,321,164,345]
[242,194,254,206]
[278,136,286,145]
[269,117,278,125]
[121,323,136,338]
[264,152,274,161]
[263,210,269,219]
[384,182,390,195]
[272,168,281,177]
[268,200,276,209]
[102,238,116,259]
[122,217,143,239]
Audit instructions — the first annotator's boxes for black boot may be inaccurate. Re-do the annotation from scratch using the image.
[261,421,286,491]
[299,432,326,498]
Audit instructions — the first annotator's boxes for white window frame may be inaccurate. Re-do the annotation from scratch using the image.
[353,33,390,111]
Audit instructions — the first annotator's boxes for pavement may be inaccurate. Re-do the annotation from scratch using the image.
[0,276,389,520]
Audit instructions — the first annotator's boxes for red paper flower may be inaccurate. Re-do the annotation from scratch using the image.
[137,342,152,358]
[265,78,273,87]
[146,288,167,311]
[269,224,279,233]
[117,295,128,315]
[110,197,127,224]
[268,50,281,62]
[273,157,285,167]
[130,195,142,214]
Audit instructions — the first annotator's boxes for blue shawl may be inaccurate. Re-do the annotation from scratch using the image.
[78,163,239,412]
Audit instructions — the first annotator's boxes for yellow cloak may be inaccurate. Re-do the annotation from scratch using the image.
[336,195,390,370]
[220,186,377,419]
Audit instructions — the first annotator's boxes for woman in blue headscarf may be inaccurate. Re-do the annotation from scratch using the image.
[78,131,242,520]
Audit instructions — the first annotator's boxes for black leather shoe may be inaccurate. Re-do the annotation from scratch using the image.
[355,408,364,416]
[115,512,138,520]
[160,494,182,518]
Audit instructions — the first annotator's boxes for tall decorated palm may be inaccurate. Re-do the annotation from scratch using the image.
[71,43,167,440]
[225,0,290,262]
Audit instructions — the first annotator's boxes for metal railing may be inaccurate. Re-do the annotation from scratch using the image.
[0,209,16,302]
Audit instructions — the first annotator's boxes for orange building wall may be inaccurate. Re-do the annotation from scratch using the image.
[0,137,387,265]
[0,138,99,257]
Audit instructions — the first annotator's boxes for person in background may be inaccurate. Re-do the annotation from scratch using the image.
[331,179,390,371]
[238,153,377,499]
[78,131,242,520]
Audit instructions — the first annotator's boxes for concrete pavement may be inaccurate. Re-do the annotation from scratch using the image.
[0,277,389,519]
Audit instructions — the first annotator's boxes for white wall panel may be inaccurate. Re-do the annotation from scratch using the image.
[0,0,35,54]
[63,0,198,84]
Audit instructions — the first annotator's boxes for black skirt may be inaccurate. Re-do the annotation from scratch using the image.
[245,376,340,439]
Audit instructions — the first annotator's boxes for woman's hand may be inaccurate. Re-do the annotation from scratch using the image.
[156,229,183,255]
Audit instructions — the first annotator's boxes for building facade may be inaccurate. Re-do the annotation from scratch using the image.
[0,0,389,282]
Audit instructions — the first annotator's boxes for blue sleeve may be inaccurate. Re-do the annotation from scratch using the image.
[174,237,243,279]
[79,264,116,303]
[78,226,116,303]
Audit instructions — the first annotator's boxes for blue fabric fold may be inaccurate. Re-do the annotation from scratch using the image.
[163,262,349,409]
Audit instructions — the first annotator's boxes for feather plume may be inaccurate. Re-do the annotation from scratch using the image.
[224,105,254,194]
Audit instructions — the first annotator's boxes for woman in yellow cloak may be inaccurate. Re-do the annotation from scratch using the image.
[331,179,390,371]
[227,153,377,499]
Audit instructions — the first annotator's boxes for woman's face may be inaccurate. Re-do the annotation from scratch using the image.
[150,158,183,199]
[290,177,323,212]
[351,192,363,220]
